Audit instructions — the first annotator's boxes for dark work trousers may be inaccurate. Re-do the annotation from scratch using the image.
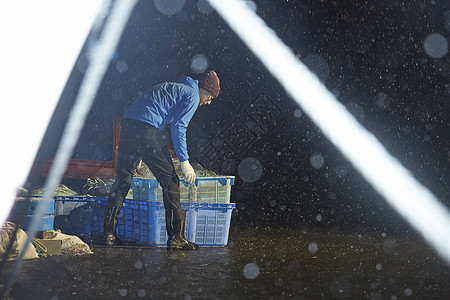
[106,118,181,212]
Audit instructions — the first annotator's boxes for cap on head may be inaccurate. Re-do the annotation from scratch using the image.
[198,70,220,98]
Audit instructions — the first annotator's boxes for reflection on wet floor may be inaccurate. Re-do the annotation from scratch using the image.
[2,227,450,299]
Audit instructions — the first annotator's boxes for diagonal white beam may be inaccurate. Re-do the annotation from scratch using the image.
[208,0,450,265]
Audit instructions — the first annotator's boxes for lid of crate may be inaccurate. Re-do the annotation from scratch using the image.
[180,176,235,187]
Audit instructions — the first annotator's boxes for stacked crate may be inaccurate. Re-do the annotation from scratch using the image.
[53,176,236,247]
[128,176,236,247]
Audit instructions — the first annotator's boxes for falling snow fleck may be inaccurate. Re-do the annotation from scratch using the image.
[243,262,260,279]
[238,157,263,182]
[302,55,330,82]
[335,165,348,178]
[315,214,322,222]
[116,60,128,73]
[376,263,383,271]
[308,242,318,254]
[77,54,89,74]
[424,33,449,59]
[404,288,413,296]
[135,259,143,269]
[329,277,352,299]
[154,0,186,16]
[244,0,257,12]
[375,92,389,108]
[191,54,208,74]
[310,153,325,169]
[346,103,365,122]
[137,289,146,298]
[294,109,303,118]
[197,0,214,14]
[119,289,127,297]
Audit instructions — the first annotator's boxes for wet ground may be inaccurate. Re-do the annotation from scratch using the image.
[1,226,450,299]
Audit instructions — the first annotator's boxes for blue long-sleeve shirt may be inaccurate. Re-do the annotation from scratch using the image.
[123,77,200,162]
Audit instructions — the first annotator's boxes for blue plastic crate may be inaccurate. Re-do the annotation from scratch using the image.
[110,200,191,246]
[133,176,235,203]
[116,201,235,247]
[54,197,100,235]
[54,196,134,239]
[131,178,159,201]
[184,177,235,204]
[54,196,235,247]
[90,197,134,241]
[189,203,236,247]
[12,197,55,215]
[9,198,55,232]
[9,215,55,232]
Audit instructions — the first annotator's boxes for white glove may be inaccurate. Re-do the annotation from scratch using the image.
[180,160,196,185]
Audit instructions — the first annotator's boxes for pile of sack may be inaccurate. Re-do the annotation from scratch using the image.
[0,222,92,260]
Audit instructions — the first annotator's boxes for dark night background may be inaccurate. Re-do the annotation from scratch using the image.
[44,0,449,236]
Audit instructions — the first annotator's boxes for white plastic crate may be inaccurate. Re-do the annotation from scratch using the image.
[144,176,235,203]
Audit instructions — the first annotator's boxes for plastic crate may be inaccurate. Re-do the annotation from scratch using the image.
[12,197,55,215]
[185,177,235,204]
[116,201,235,247]
[133,176,235,204]
[90,197,132,238]
[9,215,55,232]
[9,198,55,232]
[53,197,101,235]
[54,197,235,247]
[189,203,236,247]
[131,178,159,201]
[54,196,93,215]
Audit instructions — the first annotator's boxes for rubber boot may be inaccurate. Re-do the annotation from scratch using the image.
[167,209,198,250]
[165,208,175,246]
[179,209,199,250]
[104,206,121,246]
